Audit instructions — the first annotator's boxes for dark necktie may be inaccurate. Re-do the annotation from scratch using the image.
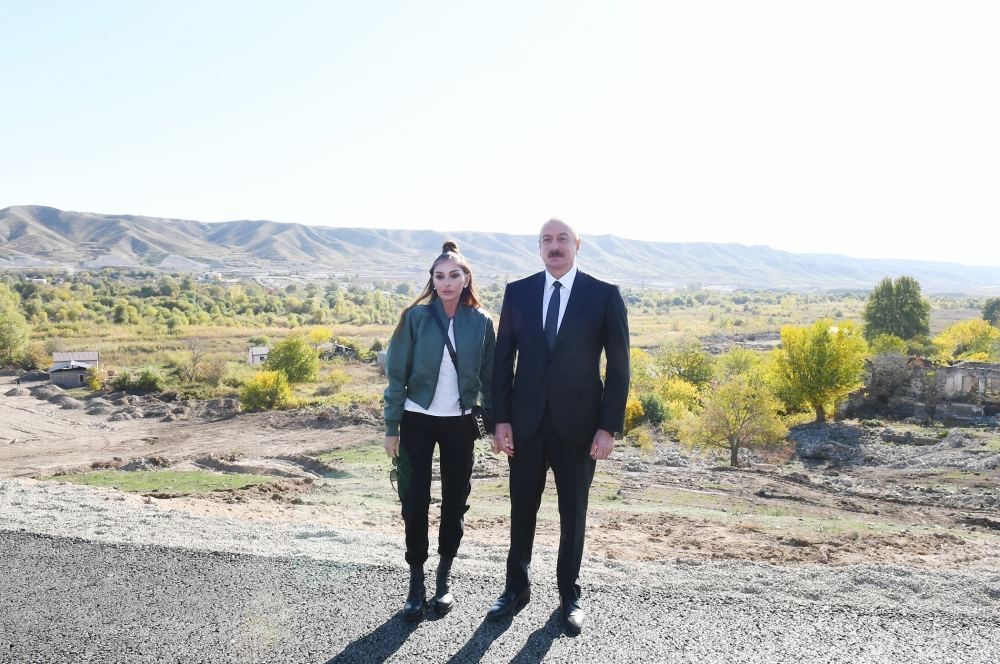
[545,281,562,351]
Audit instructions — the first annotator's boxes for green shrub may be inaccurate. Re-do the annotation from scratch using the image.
[626,425,655,452]
[110,366,164,393]
[240,370,293,412]
[222,363,256,389]
[639,393,666,425]
[870,333,908,356]
[328,368,352,394]
[85,366,107,391]
[136,367,165,392]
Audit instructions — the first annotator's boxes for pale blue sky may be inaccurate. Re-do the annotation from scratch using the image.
[2,0,998,266]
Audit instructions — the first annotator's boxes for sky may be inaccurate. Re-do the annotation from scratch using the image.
[1,0,998,266]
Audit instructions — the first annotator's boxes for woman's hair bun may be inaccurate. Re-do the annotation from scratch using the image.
[442,240,460,254]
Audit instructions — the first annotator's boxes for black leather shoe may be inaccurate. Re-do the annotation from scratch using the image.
[486,588,531,621]
[562,597,585,635]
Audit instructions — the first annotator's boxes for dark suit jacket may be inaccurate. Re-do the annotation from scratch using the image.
[493,270,630,443]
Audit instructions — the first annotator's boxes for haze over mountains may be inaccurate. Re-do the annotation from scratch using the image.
[1,205,998,292]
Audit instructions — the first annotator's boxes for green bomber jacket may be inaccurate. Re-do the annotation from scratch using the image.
[383,298,495,436]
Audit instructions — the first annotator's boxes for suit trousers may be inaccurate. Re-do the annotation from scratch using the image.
[505,406,596,600]
[397,410,475,566]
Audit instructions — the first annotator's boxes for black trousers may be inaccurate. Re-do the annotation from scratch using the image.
[505,407,596,600]
[397,410,476,566]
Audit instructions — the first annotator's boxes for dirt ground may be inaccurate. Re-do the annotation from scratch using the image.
[3,375,999,570]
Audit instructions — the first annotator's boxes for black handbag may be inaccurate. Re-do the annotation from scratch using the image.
[429,307,491,439]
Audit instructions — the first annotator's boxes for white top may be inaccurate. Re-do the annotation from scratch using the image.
[404,318,468,417]
[542,264,578,334]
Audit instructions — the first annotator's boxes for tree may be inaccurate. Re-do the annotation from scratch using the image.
[658,339,714,387]
[681,374,788,466]
[307,327,333,347]
[714,347,766,383]
[983,298,1000,327]
[19,341,48,371]
[862,276,930,341]
[932,319,1000,362]
[264,335,320,383]
[0,284,29,366]
[772,319,868,423]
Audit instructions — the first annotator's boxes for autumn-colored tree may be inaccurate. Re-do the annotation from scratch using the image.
[772,319,868,422]
[0,284,29,366]
[932,319,1000,363]
[682,374,787,466]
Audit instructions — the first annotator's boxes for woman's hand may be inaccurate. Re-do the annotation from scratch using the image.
[384,435,400,458]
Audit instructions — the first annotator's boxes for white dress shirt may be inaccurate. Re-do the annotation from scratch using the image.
[542,265,578,335]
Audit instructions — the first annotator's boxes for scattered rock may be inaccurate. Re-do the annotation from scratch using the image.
[958,515,1000,530]
[120,456,173,471]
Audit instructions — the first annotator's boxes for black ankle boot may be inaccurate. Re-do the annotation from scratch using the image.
[401,565,426,622]
[433,556,454,614]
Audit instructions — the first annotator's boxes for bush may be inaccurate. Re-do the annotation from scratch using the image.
[249,335,269,346]
[639,393,666,426]
[240,370,293,412]
[222,363,256,389]
[110,367,165,393]
[624,395,644,432]
[626,425,654,452]
[328,369,352,394]
[197,355,229,387]
[870,333,908,356]
[85,366,108,391]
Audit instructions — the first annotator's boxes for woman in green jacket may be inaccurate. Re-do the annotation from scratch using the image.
[383,240,495,622]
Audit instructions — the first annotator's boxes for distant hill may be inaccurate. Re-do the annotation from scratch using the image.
[2,205,999,292]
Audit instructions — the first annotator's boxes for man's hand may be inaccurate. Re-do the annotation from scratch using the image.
[590,429,615,460]
[384,435,400,458]
[493,423,514,457]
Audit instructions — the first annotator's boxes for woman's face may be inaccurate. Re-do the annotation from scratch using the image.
[433,258,468,306]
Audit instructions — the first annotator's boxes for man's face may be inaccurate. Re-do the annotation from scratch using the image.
[539,220,580,277]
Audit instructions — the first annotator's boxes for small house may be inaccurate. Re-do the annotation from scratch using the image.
[48,351,99,388]
[248,346,269,366]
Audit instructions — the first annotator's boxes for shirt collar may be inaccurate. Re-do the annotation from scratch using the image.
[545,265,578,292]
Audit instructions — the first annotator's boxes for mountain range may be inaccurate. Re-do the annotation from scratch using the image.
[1,205,998,292]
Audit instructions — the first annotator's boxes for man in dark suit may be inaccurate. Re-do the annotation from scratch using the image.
[486,218,630,634]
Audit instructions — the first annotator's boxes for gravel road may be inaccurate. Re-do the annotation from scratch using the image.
[2,480,999,663]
